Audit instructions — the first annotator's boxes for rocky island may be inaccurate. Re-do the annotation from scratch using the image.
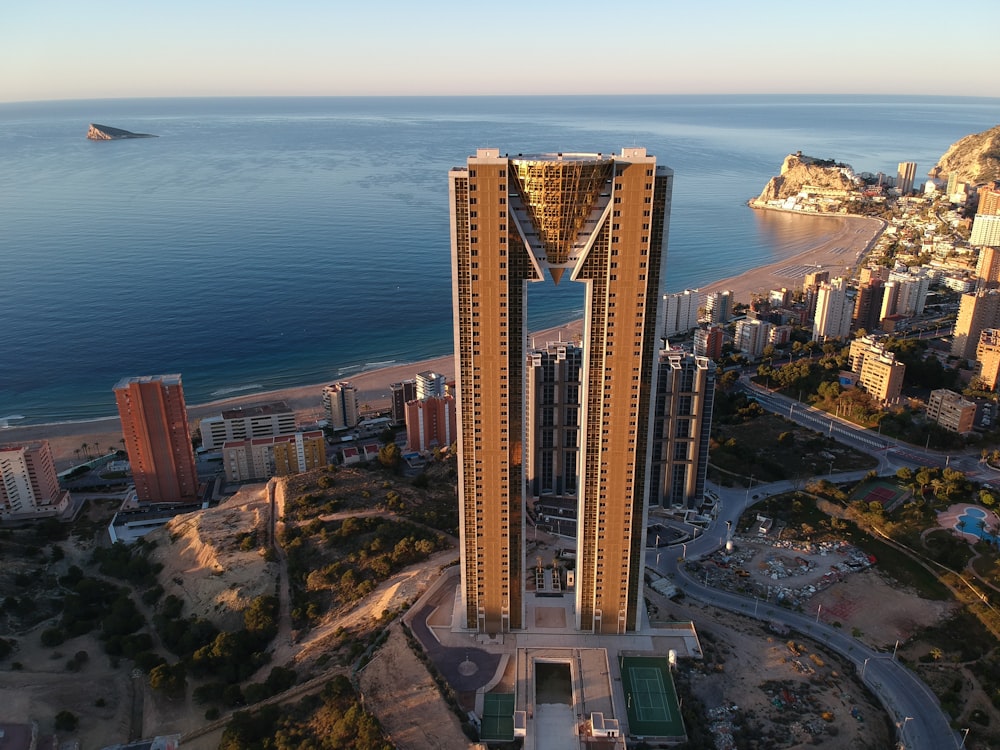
[751,151,858,205]
[87,123,157,140]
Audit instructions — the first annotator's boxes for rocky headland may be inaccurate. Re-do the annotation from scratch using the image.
[752,152,858,204]
[87,123,157,140]
[930,123,1000,184]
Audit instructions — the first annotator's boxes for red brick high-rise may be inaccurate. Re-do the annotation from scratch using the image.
[114,374,198,503]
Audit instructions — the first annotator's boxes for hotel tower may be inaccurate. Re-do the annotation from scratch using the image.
[114,374,198,503]
[450,148,672,633]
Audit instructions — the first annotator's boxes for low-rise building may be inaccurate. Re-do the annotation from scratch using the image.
[927,389,976,434]
[199,401,297,450]
[223,430,325,483]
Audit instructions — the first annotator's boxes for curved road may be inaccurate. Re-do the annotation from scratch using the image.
[646,477,960,750]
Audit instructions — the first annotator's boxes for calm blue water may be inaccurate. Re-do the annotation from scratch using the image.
[1,95,998,425]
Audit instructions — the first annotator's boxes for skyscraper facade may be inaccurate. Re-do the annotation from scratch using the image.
[450,147,671,634]
[812,277,852,342]
[660,289,700,339]
[322,382,359,430]
[114,374,198,503]
[525,342,583,501]
[649,353,715,510]
[0,440,67,519]
[952,290,1000,359]
[897,161,917,195]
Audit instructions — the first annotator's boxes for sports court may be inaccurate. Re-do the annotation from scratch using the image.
[849,479,908,510]
[619,655,684,738]
[480,693,515,742]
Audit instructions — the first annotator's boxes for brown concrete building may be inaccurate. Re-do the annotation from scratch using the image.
[0,440,69,519]
[450,148,671,634]
[390,379,417,424]
[405,394,457,453]
[693,325,724,359]
[975,328,1000,390]
[114,374,198,504]
[975,246,1000,290]
[952,290,1000,359]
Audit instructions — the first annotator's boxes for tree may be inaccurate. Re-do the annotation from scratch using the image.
[149,662,187,696]
[54,711,78,731]
[378,442,401,468]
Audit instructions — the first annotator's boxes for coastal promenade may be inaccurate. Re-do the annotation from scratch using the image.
[1,213,882,470]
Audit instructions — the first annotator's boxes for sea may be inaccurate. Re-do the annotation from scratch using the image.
[1,95,998,426]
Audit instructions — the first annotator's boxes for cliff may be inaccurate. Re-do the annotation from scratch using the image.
[754,153,858,203]
[930,124,1000,185]
[87,123,157,140]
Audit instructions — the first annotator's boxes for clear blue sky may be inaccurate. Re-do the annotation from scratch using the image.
[3,0,999,103]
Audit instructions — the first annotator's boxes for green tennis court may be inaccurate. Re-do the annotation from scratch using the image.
[619,655,684,738]
[480,693,515,742]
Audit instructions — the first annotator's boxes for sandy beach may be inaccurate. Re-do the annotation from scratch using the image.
[1,212,882,471]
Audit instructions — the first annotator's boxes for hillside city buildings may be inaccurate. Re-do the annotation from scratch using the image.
[450,147,671,634]
[114,374,199,504]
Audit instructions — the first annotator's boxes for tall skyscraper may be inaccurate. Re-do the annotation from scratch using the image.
[812,277,852,342]
[660,289,700,339]
[322,382,359,430]
[0,440,67,519]
[450,147,671,634]
[952,290,1000,359]
[975,246,1000,290]
[114,374,198,503]
[897,161,917,195]
[415,370,448,400]
[649,353,715,510]
[525,342,583,501]
[389,379,417,424]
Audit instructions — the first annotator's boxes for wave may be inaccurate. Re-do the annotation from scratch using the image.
[0,414,26,428]
[337,364,364,375]
[209,384,264,397]
[363,360,397,370]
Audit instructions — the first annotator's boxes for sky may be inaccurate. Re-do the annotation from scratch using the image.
[3,0,1000,103]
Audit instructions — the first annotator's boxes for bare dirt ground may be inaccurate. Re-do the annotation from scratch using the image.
[662,537,961,748]
[654,589,892,749]
[357,623,468,750]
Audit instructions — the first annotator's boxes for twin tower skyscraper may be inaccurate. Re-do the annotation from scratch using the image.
[449,148,672,634]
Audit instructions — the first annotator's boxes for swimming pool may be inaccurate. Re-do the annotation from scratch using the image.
[955,506,998,544]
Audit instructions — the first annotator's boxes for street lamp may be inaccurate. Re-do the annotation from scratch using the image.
[960,727,970,748]
[861,657,870,680]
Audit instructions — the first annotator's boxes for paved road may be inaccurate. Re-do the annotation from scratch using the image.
[646,477,961,750]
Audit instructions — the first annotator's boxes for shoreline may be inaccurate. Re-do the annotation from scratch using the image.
[2,213,883,471]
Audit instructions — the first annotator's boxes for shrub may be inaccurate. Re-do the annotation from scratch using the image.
[54,711,78,731]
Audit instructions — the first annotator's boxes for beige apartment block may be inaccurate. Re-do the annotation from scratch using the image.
[199,401,297,450]
[927,389,976,434]
[222,430,325,482]
[0,440,69,519]
[450,148,671,634]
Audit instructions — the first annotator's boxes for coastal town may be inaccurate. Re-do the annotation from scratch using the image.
[3,124,1000,750]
